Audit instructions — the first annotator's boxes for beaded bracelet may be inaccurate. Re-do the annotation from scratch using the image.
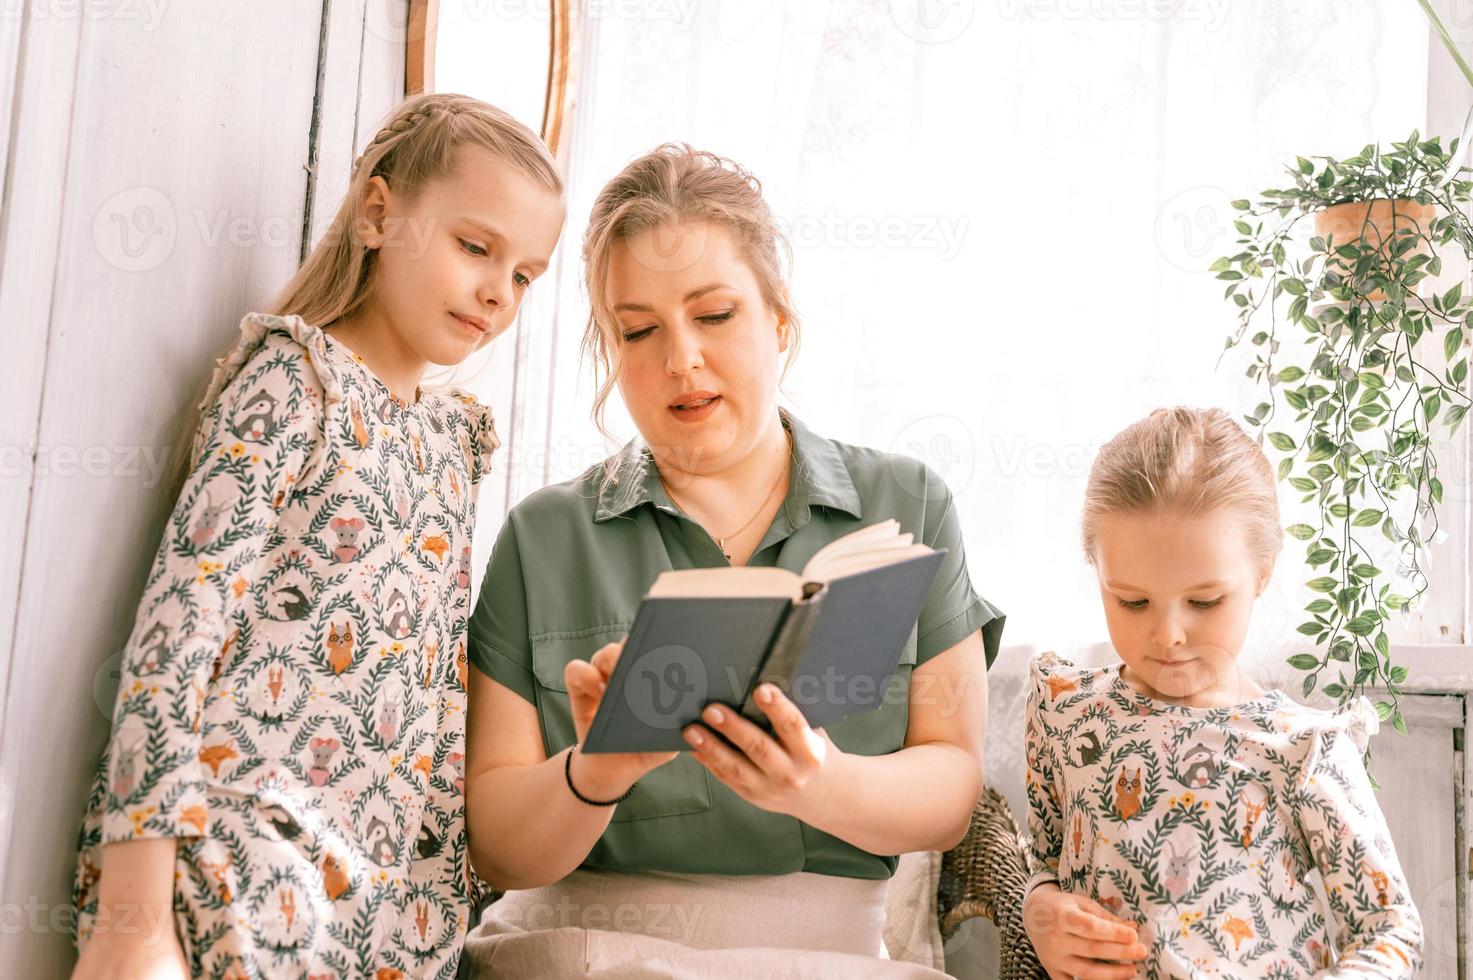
[564,746,636,806]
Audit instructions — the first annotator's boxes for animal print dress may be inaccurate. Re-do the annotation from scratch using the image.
[1024,652,1422,979]
[72,313,499,978]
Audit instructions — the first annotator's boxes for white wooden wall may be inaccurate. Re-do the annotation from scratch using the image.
[0,1,405,973]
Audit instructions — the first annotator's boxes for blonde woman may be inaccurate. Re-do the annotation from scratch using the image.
[462,145,1003,975]
[70,93,565,978]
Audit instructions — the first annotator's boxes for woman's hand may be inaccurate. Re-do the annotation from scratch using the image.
[682,683,837,817]
[1023,883,1148,980]
[564,640,677,799]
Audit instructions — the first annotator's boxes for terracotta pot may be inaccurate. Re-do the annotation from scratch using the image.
[1314,199,1436,300]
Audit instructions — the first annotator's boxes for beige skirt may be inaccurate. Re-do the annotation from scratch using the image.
[460,868,952,979]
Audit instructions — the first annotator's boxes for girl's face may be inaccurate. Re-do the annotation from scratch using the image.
[361,145,565,366]
[605,219,787,474]
[1093,508,1272,701]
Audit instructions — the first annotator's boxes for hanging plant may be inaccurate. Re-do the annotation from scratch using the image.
[1215,133,1473,733]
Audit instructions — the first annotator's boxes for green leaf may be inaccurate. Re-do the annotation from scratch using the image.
[1278,366,1306,382]
[1352,508,1384,527]
[1282,277,1307,296]
[1306,598,1334,613]
[1306,576,1339,593]
[1345,614,1379,636]
[1286,523,1317,540]
[1297,621,1323,636]
[1268,432,1297,451]
[1288,653,1321,670]
[1446,327,1464,362]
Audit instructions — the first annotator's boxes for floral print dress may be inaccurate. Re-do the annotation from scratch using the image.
[72,313,499,979]
[1024,652,1422,979]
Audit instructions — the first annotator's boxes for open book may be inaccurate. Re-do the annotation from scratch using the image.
[582,520,944,753]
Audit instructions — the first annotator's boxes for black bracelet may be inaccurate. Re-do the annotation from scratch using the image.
[564,746,636,806]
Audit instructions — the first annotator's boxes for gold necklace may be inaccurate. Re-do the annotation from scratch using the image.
[658,431,792,561]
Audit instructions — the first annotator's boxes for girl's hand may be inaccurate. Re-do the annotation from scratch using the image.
[564,640,677,798]
[682,683,836,817]
[1024,883,1148,980]
[71,921,189,980]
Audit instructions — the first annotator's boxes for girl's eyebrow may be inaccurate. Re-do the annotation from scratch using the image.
[459,217,505,242]
[1105,579,1227,592]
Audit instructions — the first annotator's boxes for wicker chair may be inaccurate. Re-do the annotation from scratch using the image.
[937,786,1048,979]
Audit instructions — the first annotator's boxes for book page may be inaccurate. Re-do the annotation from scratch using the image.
[802,519,930,582]
[646,566,804,600]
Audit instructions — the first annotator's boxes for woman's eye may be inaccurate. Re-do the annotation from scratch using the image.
[459,239,487,257]
[514,272,531,288]
[1190,598,1223,610]
[622,326,655,343]
[696,310,734,324]
[1118,598,1148,610]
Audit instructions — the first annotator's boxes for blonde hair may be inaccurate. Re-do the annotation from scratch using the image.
[580,143,799,439]
[1081,407,1283,573]
[166,93,561,499]
[272,91,562,325]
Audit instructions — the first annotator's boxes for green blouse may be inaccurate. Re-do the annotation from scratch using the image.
[468,411,1004,880]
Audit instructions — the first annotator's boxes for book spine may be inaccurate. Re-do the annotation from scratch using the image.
[738,587,827,724]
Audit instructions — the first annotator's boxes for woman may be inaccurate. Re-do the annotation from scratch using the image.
[461,144,1003,977]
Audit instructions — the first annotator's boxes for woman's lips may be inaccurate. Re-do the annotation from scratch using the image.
[668,394,721,423]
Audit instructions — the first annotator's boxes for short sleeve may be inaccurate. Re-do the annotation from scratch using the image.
[467,515,535,703]
[446,390,501,486]
[914,465,1004,668]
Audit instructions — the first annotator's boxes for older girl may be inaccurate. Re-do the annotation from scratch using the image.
[71,93,564,979]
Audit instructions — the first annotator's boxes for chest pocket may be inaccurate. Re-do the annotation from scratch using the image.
[530,628,714,824]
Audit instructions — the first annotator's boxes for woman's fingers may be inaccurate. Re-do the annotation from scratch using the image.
[684,720,763,788]
[751,684,827,764]
[589,640,625,680]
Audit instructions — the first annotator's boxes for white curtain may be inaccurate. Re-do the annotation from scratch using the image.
[454,0,1443,660]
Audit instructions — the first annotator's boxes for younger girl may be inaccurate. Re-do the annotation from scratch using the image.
[1023,407,1423,979]
[70,93,564,978]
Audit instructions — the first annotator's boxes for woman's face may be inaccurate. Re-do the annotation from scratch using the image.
[605,219,787,475]
[1093,508,1271,701]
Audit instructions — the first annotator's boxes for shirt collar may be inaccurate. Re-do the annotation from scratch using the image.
[593,410,863,524]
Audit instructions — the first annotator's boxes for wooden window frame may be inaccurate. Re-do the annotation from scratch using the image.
[405,0,573,159]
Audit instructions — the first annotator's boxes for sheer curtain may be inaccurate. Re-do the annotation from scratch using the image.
[462,0,1432,659]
